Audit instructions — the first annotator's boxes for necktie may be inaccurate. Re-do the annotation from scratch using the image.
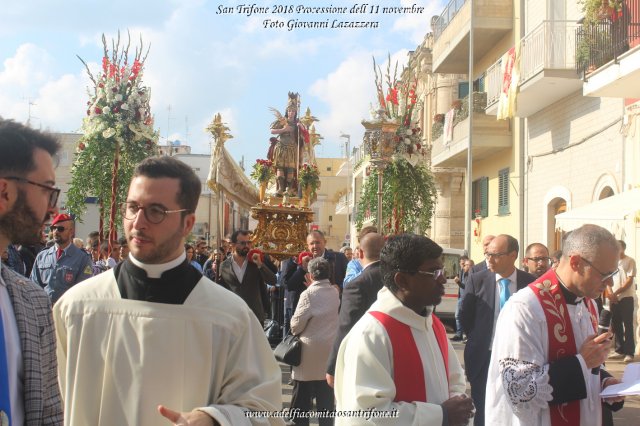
[56,248,63,260]
[499,278,511,309]
[0,314,12,425]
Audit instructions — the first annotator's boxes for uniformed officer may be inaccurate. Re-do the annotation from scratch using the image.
[30,213,93,303]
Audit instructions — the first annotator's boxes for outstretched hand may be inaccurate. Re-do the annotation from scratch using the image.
[158,405,217,426]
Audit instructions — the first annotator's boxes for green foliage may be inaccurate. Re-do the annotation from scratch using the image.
[355,158,437,234]
[66,32,158,235]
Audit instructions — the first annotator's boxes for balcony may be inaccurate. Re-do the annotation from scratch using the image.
[580,0,640,97]
[431,93,511,168]
[432,0,513,74]
[484,58,502,115]
[516,20,583,117]
[335,192,355,215]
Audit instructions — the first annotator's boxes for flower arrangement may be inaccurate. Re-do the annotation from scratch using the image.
[372,55,424,156]
[298,163,320,193]
[250,159,274,184]
[66,32,158,240]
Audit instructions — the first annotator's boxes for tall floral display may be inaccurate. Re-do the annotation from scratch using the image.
[356,55,436,234]
[66,34,158,242]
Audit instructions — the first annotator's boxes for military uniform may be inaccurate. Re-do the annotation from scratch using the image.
[30,243,93,303]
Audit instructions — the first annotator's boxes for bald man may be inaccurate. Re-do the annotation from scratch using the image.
[471,235,495,274]
[325,232,386,387]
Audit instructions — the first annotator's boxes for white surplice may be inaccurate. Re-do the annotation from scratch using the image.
[486,286,603,426]
[53,271,283,426]
[334,287,467,425]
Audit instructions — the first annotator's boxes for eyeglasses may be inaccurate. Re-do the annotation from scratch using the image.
[526,256,551,264]
[3,176,60,207]
[485,252,510,259]
[398,269,445,280]
[235,241,252,246]
[50,225,67,232]
[121,202,190,224]
[581,257,619,282]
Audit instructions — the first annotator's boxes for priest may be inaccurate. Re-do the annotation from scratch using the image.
[486,224,624,426]
[54,156,283,426]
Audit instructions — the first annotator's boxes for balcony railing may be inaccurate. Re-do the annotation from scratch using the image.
[433,0,468,40]
[520,20,581,83]
[431,92,488,140]
[576,0,640,77]
[485,59,503,109]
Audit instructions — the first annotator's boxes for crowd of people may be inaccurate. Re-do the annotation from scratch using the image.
[0,117,636,426]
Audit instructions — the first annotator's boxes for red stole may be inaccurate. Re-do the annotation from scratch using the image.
[529,269,598,426]
[369,311,449,403]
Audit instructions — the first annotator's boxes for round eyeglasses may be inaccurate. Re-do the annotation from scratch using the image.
[121,202,190,224]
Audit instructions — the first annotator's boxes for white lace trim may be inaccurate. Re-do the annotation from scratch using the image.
[499,358,554,415]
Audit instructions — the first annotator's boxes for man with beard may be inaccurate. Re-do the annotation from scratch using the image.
[522,242,552,278]
[54,156,282,426]
[0,118,63,425]
[216,230,275,324]
[30,213,93,303]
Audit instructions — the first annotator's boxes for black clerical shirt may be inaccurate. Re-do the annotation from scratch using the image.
[114,258,202,304]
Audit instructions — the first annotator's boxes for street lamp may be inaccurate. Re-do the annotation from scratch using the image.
[340,133,351,244]
[361,109,399,232]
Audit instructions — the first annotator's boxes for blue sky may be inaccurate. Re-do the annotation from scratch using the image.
[0,0,444,171]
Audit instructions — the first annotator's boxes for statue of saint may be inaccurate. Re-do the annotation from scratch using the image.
[268,92,308,196]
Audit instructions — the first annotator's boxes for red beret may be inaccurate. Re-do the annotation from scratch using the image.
[51,213,73,226]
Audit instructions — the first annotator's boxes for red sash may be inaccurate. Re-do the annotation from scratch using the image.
[369,311,449,403]
[529,269,598,426]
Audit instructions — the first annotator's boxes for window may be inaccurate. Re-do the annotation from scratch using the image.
[498,168,510,215]
[472,177,488,218]
[326,166,332,171]
[329,215,333,222]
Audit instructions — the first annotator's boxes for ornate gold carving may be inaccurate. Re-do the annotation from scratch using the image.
[251,204,314,261]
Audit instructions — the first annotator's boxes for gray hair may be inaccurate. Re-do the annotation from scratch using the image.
[308,257,330,281]
[562,224,618,261]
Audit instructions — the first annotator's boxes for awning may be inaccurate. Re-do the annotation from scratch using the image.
[555,189,640,238]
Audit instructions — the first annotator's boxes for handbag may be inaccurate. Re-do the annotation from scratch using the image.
[274,333,301,366]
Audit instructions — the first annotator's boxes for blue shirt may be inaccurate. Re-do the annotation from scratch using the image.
[343,258,363,286]
[30,243,93,303]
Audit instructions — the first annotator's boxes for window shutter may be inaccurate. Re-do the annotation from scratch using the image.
[498,168,509,215]
[480,177,488,217]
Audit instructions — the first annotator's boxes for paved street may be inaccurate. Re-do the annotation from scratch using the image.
[278,330,640,425]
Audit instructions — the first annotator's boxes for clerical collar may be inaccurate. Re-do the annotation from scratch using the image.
[128,252,186,278]
[555,272,584,305]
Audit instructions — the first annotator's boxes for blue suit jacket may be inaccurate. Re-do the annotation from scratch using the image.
[460,268,536,381]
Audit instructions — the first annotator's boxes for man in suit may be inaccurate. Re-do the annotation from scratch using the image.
[470,234,495,274]
[0,118,63,425]
[460,234,535,426]
[325,232,385,387]
[284,229,348,314]
[216,229,276,324]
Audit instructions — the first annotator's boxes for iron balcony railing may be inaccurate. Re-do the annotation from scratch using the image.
[575,0,640,77]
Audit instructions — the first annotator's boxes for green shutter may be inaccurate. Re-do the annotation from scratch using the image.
[480,177,488,217]
[498,168,509,215]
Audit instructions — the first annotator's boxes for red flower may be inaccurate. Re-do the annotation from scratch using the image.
[385,87,399,105]
[416,143,421,150]
[132,59,142,77]
[94,107,102,115]
[102,57,109,73]
[78,142,85,151]
[247,249,264,264]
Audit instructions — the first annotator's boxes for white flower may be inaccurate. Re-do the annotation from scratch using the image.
[404,138,411,145]
[102,106,110,114]
[115,94,123,102]
[121,103,129,110]
[406,129,413,136]
[102,127,116,138]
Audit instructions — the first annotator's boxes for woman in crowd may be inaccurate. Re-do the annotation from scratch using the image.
[289,257,340,425]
